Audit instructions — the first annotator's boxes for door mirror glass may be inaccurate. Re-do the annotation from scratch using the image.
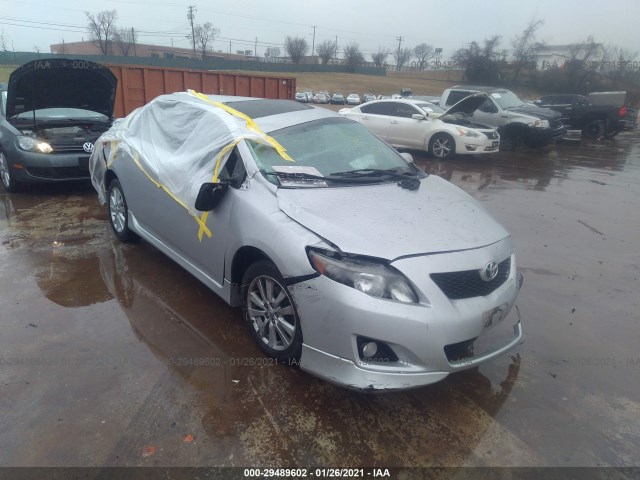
[195,182,229,211]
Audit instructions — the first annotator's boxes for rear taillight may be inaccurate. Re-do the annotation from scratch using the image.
[618,106,627,117]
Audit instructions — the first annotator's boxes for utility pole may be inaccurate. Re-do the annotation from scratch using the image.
[131,27,137,57]
[229,40,231,54]
[311,25,317,64]
[396,36,403,71]
[334,35,338,60]
[187,5,197,55]
[255,37,258,59]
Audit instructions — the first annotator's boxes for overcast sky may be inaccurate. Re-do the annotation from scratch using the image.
[2,0,640,58]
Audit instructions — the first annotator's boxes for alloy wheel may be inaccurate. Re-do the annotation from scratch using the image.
[432,137,452,158]
[109,187,126,233]
[246,275,297,351]
[0,152,11,188]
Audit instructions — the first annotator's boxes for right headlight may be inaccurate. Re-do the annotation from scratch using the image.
[307,249,419,304]
[17,136,53,153]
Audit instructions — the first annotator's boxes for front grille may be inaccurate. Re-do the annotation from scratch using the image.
[550,117,563,129]
[51,145,87,153]
[484,131,499,140]
[431,257,511,300]
[26,166,90,180]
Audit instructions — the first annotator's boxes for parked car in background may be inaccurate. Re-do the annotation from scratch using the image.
[534,93,637,138]
[340,94,500,159]
[412,95,441,105]
[90,92,523,391]
[0,58,116,192]
[346,94,361,105]
[362,93,377,103]
[331,93,346,105]
[304,91,314,103]
[295,92,310,103]
[313,93,330,104]
[441,86,565,148]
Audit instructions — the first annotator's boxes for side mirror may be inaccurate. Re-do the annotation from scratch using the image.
[400,152,414,164]
[533,100,542,105]
[411,113,426,120]
[195,182,229,211]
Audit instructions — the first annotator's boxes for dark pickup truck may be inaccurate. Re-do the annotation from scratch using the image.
[534,93,637,138]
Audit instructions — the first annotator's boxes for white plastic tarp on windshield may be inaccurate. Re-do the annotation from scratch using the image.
[90,91,287,221]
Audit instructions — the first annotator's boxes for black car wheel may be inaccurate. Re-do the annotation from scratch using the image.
[582,120,605,139]
[0,151,21,193]
[108,179,139,243]
[242,260,303,362]
[429,133,456,159]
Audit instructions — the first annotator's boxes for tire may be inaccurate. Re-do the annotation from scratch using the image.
[428,133,456,159]
[0,150,21,193]
[582,120,605,139]
[107,178,139,243]
[242,260,303,362]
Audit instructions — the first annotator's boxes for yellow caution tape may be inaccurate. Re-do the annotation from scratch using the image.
[188,90,294,162]
[131,153,213,239]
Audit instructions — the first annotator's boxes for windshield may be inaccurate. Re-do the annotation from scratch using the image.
[11,107,109,122]
[246,118,416,186]
[491,91,525,109]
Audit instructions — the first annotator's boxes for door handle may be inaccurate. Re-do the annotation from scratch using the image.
[362,116,369,120]
[390,120,399,124]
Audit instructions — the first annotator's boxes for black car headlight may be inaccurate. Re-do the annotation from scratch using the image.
[308,249,419,303]
[17,136,53,154]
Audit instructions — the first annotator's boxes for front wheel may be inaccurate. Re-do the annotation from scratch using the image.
[429,133,456,159]
[0,151,21,193]
[108,178,139,243]
[242,261,303,362]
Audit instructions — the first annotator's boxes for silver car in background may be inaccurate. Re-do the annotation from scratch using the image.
[90,93,523,391]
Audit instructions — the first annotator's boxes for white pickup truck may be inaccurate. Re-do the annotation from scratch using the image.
[441,85,566,148]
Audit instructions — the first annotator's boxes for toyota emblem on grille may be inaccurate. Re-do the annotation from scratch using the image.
[480,261,499,281]
[83,142,94,153]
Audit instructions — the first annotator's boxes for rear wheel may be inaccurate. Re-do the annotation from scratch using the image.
[242,261,303,362]
[429,133,455,159]
[108,179,139,243]
[582,120,605,139]
[0,151,21,193]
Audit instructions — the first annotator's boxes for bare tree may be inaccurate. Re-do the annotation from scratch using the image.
[0,31,8,52]
[265,46,281,58]
[85,10,118,55]
[511,17,544,83]
[343,42,365,67]
[113,27,137,56]
[413,43,434,70]
[393,47,413,71]
[284,36,308,64]
[453,35,503,83]
[193,22,219,59]
[371,47,389,68]
[316,40,335,65]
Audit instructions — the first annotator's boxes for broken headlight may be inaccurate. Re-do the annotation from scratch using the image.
[307,249,419,303]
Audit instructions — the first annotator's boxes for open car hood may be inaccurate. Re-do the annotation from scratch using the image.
[6,58,117,120]
[443,92,489,116]
[277,175,509,260]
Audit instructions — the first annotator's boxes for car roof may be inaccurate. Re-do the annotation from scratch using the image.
[203,95,339,132]
[450,85,511,94]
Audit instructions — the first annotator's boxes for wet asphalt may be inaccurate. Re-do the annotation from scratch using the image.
[0,127,638,468]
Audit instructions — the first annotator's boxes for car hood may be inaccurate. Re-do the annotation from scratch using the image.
[6,58,117,120]
[276,175,509,259]
[505,103,562,120]
[443,92,489,116]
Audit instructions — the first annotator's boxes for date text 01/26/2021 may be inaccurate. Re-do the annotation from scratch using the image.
[243,468,391,478]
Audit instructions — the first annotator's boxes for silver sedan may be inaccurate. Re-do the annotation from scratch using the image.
[90,93,523,391]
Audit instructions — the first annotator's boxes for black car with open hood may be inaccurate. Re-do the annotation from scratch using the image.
[0,58,117,192]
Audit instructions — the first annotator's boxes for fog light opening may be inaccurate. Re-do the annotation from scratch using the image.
[356,336,399,363]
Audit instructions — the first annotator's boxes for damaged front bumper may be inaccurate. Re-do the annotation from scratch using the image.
[290,252,524,392]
